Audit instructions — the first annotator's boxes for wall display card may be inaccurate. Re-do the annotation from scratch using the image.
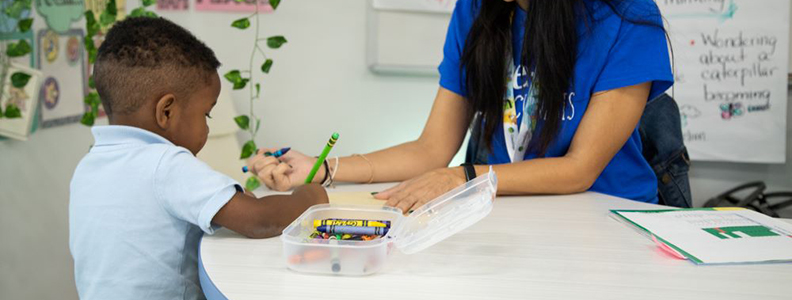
[36,28,88,128]
[195,0,273,13]
[0,63,43,140]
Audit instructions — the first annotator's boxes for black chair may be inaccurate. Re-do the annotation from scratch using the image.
[758,192,792,218]
[703,182,792,217]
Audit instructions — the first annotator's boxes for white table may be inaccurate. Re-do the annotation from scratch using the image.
[199,183,792,300]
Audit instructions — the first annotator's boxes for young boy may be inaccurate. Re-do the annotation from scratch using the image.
[69,17,328,299]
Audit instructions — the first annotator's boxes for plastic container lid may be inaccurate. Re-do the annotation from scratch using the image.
[389,168,497,254]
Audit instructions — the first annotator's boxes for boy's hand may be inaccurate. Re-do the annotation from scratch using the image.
[247,148,322,191]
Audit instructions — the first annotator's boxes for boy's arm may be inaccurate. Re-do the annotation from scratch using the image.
[212,184,329,239]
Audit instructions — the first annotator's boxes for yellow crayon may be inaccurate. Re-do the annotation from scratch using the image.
[313,219,390,228]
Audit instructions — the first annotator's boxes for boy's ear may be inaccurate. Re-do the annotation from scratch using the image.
[155,94,177,130]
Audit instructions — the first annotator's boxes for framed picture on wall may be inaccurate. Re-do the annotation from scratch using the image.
[0,63,43,141]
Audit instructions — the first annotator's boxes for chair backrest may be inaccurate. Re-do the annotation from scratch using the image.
[639,93,693,208]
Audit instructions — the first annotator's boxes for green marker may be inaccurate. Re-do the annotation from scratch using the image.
[305,132,339,184]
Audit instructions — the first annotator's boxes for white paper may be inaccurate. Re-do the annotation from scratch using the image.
[656,0,790,163]
[616,209,792,264]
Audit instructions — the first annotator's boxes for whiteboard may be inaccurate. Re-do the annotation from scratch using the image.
[657,0,790,163]
[366,0,455,75]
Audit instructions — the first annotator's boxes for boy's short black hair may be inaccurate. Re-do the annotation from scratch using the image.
[93,17,221,117]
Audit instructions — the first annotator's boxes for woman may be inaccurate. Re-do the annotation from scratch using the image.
[248,0,673,213]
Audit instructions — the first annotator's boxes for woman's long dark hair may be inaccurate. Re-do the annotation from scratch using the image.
[461,0,664,155]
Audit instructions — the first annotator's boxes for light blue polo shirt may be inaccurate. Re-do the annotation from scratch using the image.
[69,125,240,300]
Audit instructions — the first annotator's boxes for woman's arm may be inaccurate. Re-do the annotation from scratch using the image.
[334,87,470,183]
[249,87,471,190]
[484,82,652,194]
[378,82,651,212]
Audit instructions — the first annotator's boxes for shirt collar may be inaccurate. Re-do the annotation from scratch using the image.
[92,125,174,147]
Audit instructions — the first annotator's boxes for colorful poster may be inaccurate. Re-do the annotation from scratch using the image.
[36,29,88,128]
[0,63,43,140]
[657,0,790,163]
[157,0,189,11]
[84,0,127,19]
[35,0,85,33]
[195,0,273,13]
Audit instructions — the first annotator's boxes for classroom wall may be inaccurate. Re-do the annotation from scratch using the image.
[0,0,790,299]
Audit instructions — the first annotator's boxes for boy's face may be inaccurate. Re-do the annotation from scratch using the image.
[167,72,221,155]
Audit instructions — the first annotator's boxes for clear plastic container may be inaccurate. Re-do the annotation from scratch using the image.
[281,168,497,276]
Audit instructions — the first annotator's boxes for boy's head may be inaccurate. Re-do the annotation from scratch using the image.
[94,17,221,155]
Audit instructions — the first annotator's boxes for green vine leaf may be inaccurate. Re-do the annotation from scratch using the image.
[255,118,261,133]
[142,0,157,7]
[100,10,117,26]
[234,115,250,130]
[233,78,249,90]
[80,112,96,126]
[231,18,250,29]
[129,8,145,17]
[88,76,95,89]
[129,7,157,18]
[269,0,280,9]
[245,176,261,191]
[224,70,249,89]
[261,59,273,73]
[266,36,287,49]
[240,140,257,159]
[4,104,22,118]
[10,72,31,88]
[84,92,100,106]
[6,40,32,57]
[106,0,118,15]
[255,83,260,98]
[87,47,98,64]
[97,0,119,25]
[17,18,33,32]
[85,11,100,37]
[224,70,242,83]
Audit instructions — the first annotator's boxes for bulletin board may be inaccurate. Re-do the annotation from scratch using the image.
[657,0,790,163]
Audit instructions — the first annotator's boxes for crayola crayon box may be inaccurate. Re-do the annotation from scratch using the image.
[280,169,498,276]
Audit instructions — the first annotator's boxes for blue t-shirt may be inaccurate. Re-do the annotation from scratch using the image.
[438,0,673,203]
[70,126,240,300]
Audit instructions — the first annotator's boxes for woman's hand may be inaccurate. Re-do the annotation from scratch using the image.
[246,148,321,191]
[374,167,466,213]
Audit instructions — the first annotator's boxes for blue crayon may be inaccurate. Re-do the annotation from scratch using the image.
[316,225,389,236]
[242,147,291,173]
[273,147,291,157]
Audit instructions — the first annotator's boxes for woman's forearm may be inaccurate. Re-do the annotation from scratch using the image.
[333,139,448,183]
[469,156,595,196]
[333,88,470,183]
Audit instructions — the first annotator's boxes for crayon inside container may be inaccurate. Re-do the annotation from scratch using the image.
[281,205,401,276]
[281,169,498,276]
